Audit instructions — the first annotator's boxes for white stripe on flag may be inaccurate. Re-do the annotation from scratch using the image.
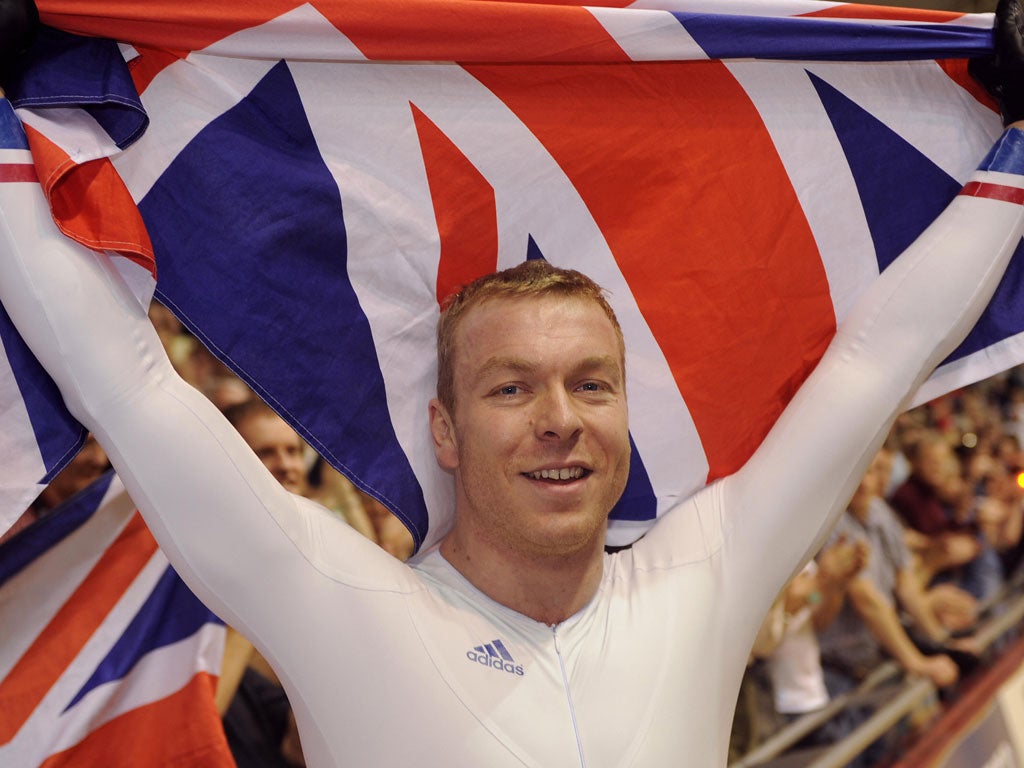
[295,60,465,527]
[16,107,119,167]
[0,479,130,679]
[203,3,370,61]
[728,59,880,322]
[2,547,168,763]
[45,622,224,757]
[588,7,711,61]
[0,148,32,163]
[802,59,1000,183]
[626,0,846,18]
[111,57,275,204]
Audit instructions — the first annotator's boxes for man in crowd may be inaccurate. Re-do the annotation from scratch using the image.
[820,449,962,688]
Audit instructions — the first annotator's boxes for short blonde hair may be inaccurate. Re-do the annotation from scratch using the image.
[436,261,624,412]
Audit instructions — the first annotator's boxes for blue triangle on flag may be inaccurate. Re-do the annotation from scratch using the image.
[526,234,546,261]
[65,563,222,712]
[610,436,658,523]
[808,72,961,272]
[139,60,428,548]
[809,72,1024,365]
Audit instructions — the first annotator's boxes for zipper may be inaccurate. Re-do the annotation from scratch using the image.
[553,625,587,768]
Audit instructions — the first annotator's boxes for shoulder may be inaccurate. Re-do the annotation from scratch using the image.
[628,482,726,571]
[279,493,421,591]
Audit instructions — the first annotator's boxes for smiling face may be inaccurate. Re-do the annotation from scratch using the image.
[236,411,308,496]
[430,294,631,561]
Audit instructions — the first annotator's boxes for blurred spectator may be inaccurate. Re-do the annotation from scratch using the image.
[820,449,962,689]
[359,490,416,561]
[753,536,867,751]
[224,400,310,495]
[206,375,253,411]
[306,457,378,542]
[810,450,965,766]
[148,300,192,372]
[35,434,109,512]
[890,431,1002,600]
[218,399,313,767]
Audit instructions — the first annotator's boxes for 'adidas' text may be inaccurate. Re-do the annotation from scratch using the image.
[466,650,525,676]
[466,639,525,676]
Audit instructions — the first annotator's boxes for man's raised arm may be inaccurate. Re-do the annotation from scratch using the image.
[723,156,1024,610]
[715,1,1024,608]
[0,97,387,635]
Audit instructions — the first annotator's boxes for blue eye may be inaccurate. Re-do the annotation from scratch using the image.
[498,384,520,396]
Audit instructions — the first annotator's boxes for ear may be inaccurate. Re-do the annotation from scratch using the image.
[429,398,459,472]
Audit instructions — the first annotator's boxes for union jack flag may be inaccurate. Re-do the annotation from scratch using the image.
[0,472,232,768]
[1,0,1022,549]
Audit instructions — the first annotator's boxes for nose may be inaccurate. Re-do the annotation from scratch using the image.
[267,448,301,478]
[533,387,583,441]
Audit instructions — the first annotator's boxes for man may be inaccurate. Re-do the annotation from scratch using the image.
[819,449,961,689]
[3,4,1024,766]
[225,400,312,496]
[890,431,1002,598]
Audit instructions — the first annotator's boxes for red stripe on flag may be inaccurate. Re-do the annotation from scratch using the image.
[24,127,156,276]
[960,181,1024,205]
[38,672,232,768]
[0,512,157,746]
[468,60,835,481]
[320,0,631,63]
[938,59,997,116]
[411,105,499,306]
[799,5,965,22]
[40,0,631,63]
[39,0,304,53]
[0,165,39,182]
[129,45,188,94]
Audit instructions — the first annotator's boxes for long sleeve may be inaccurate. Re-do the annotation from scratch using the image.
[0,102,404,643]
[730,129,1024,601]
[643,129,1024,627]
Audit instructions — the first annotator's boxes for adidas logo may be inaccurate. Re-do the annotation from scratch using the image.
[466,638,525,676]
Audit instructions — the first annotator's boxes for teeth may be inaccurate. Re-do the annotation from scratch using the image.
[529,467,584,481]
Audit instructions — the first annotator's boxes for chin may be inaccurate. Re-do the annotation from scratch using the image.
[528,517,606,556]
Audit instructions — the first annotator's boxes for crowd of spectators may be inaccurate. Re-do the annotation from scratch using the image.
[733,367,1024,765]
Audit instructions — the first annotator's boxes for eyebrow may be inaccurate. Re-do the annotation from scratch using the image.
[471,354,623,386]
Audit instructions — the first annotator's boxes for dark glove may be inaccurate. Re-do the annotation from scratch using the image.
[0,0,38,88]
[969,0,1024,126]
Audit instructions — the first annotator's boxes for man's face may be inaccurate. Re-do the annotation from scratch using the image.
[850,449,890,518]
[430,295,630,559]
[237,413,308,495]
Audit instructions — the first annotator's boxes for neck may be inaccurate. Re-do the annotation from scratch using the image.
[439,524,606,625]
